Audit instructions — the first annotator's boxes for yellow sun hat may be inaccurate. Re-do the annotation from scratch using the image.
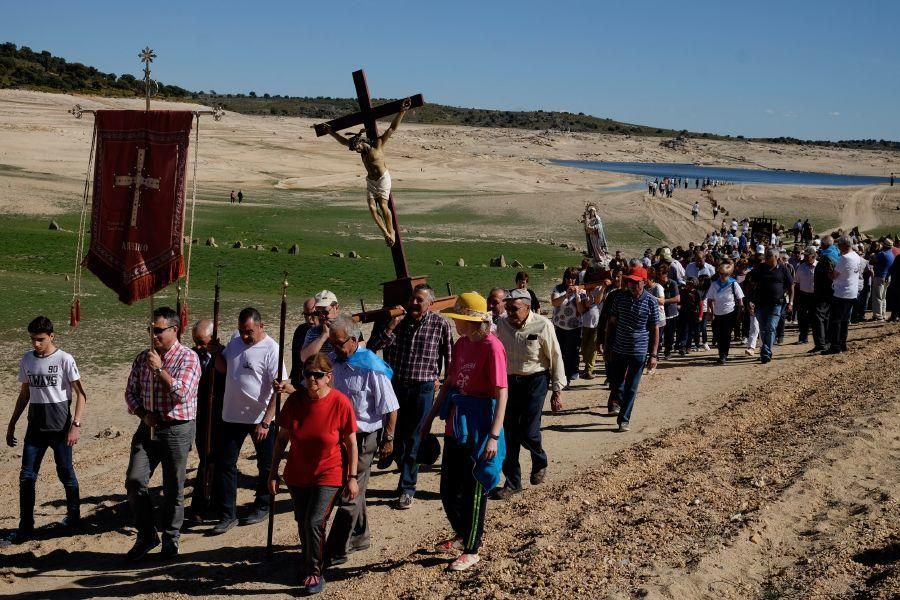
[441,291,490,322]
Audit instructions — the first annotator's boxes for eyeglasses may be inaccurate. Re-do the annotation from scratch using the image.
[148,325,175,335]
[332,337,353,348]
[303,370,328,380]
[303,312,316,317]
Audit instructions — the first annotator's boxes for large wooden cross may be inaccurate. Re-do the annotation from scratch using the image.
[114,147,160,227]
[314,70,426,306]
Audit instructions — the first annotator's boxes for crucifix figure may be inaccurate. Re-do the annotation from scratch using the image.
[114,147,160,227]
[314,70,424,279]
[322,96,410,247]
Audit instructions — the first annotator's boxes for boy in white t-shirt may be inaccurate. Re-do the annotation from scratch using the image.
[4,316,87,545]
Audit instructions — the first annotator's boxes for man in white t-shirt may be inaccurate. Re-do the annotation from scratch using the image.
[4,316,86,546]
[823,236,863,354]
[209,307,284,534]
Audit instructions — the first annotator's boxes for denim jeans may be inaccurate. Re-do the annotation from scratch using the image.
[755,303,783,360]
[392,379,435,496]
[19,427,79,531]
[502,372,549,490]
[214,421,275,522]
[125,420,195,545]
[606,352,647,425]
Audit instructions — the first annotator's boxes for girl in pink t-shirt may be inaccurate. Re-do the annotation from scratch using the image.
[420,292,508,573]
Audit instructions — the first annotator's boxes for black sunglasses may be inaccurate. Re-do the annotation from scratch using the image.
[303,370,329,380]
[148,325,175,335]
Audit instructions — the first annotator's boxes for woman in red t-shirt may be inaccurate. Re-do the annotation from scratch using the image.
[420,292,508,572]
[269,353,358,596]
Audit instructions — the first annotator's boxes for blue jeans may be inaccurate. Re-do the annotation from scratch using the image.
[20,428,80,531]
[607,353,646,426]
[755,303,783,360]
[392,379,435,496]
[214,421,275,522]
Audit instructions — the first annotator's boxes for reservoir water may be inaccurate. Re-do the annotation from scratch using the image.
[554,160,891,187]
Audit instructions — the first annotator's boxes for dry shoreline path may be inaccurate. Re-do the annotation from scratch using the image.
[2,321,898,599]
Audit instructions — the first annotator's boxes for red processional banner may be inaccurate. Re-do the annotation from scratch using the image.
[84,110,193,304]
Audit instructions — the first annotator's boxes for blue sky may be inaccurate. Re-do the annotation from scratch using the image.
[3,0,898,140]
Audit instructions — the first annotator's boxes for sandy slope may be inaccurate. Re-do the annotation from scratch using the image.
[2,90,899,250]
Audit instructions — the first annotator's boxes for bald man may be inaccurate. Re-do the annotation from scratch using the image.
[289,298,317,388]
[188,319,222,521]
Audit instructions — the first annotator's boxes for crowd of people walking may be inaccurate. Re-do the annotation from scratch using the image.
[4,208,898,595]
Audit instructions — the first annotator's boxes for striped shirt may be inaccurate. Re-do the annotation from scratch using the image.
[125,341,201,421]
[609,290,663,356]
[495,312,567,392]
[370,311,453,383]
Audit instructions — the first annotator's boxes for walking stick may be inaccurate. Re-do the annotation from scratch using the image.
[149,295,157,441]
[202,265,223,507]
[266,272,289,560]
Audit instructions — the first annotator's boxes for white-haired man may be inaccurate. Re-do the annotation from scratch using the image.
[492,289,566,499]
[323,315,398,565]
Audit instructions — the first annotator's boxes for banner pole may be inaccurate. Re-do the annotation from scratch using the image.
[149,295,156,441]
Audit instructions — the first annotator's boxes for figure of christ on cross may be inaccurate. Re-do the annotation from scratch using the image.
[322,97,411,247]
[114,147,160,227]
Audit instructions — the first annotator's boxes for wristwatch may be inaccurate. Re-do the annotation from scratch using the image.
[153,367,162,376]
[383,433,394,442]
[260,421,270,430]
[72,420,81,428]
[489,433,500,441]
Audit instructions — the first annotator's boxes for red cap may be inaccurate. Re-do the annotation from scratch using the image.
[623,266,648,282]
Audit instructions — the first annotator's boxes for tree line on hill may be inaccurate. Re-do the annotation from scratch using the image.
[1,43,897,151]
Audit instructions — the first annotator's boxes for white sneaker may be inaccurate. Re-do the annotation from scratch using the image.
[745,348,754,356]
[448,553,480,571]
[702,343,710,351]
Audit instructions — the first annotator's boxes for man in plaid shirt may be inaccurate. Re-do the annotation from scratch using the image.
[124,306,200,561]
[370,283,452,510]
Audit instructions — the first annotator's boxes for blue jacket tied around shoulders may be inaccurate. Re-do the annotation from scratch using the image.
[439,389,506,492]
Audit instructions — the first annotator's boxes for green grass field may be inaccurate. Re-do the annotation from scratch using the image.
[0,185,608,368]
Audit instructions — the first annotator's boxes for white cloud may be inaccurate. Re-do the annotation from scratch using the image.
[829,111,840,117]
[764,108,775,114]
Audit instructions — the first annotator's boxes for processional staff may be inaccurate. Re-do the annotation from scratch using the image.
[267,272,289,559]
[201,265,224,506]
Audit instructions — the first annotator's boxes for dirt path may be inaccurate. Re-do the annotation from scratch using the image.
[839,185,884,233]
[645,189,712,245]
[2,320,897,599]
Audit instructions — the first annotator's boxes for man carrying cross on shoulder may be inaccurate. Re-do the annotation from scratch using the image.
[322,97,411,247]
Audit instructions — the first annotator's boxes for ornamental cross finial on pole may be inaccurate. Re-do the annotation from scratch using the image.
[139,47,157,111]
